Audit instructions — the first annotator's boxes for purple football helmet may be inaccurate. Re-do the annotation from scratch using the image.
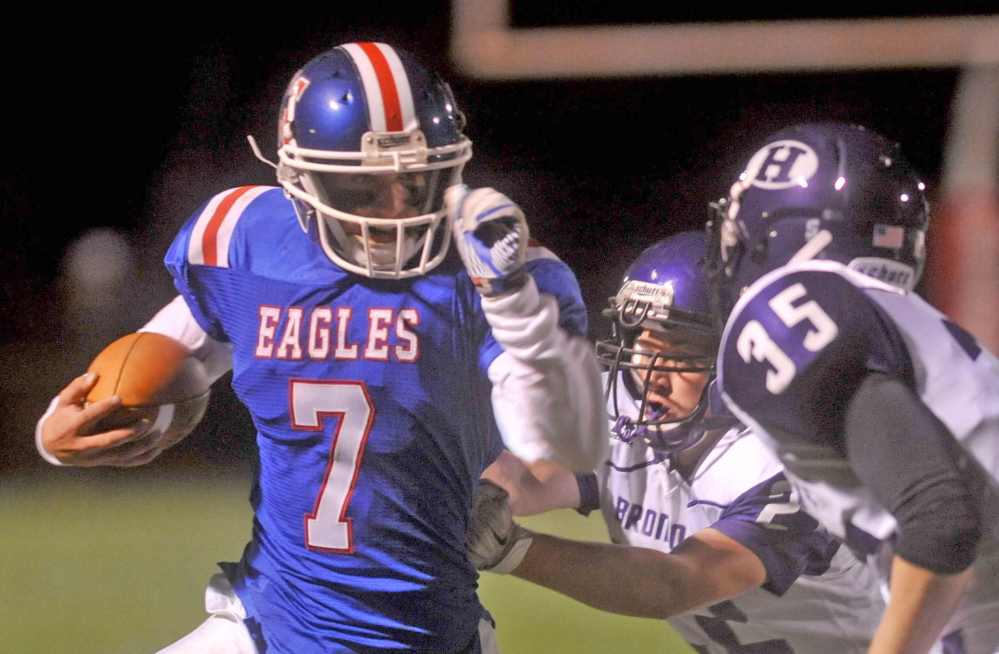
[597,231,727,453]
[706,122,930,319]
[266,42,472,278]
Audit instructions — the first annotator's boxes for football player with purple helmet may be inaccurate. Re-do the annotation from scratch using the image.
[468,231,887,653]
[708,122,999,654]
[35,42,607,654]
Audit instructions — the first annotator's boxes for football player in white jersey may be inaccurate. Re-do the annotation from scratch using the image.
[706,121,999,654]
[469,231,887,653]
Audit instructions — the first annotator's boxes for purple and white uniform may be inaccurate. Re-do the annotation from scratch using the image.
[587,373,885,653]
[719,261,999,654]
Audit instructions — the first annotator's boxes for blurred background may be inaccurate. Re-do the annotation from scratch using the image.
[2,2,997,652]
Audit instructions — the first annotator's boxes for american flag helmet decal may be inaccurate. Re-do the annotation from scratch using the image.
[872,224,905,249]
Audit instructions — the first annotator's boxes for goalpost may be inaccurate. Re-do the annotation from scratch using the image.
[449,1,999,353]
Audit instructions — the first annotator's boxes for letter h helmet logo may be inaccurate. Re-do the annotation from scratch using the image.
[745,140,819,190]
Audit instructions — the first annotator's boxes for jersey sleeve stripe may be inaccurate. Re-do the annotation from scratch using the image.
[342,43,415,133]
[188,186,269,267]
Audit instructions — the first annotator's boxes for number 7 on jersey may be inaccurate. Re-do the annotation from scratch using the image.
[291,380,374,552]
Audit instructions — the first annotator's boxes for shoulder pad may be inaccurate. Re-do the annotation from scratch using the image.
[186,186,279,268]
[719,267,896,439]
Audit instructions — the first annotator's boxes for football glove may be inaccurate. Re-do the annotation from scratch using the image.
[446,185,529,296]
[466,479,534,574]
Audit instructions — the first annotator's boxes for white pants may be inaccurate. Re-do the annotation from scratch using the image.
[155,573,500,654]
[155,573,256,654]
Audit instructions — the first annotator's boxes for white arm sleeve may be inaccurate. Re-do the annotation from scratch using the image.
[139,295,233,383]
[483,276,608,472]
[35,296,233,466]
[35,396,63,466]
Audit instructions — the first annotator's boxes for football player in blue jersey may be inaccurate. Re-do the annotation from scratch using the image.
[706,122,999,654]
[467,231,887,653]
[35,42,607,654]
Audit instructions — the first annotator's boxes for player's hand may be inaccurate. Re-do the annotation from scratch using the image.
[446,185,529,296]
[39,373,159,467]
[466,479,534,574]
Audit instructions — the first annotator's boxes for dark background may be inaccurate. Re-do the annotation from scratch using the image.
[3,3,976,474]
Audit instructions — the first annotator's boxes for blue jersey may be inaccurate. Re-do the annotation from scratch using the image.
[164,185,589,653]
[718,261,999,651]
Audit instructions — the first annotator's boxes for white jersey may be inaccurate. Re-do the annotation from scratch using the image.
[595,373,885,653]
[719,260,999,653]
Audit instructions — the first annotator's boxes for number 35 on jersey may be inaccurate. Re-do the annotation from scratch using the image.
[730,279,839,395]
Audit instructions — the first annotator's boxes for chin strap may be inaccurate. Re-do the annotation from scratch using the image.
[611,414,645,444]
[788,229,834,264]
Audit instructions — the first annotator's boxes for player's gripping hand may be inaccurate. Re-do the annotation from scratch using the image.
[446,185,529,296]
[38,373,159,467]
[466,479,534,574]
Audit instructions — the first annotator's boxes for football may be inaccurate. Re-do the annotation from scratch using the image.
[81,332,211,448]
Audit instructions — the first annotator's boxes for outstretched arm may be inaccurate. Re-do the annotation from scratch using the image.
[482,284,607,472]
[515,528,765,618]
[448,185,608,472]
[481,450,582,516]
[467,481,766,618]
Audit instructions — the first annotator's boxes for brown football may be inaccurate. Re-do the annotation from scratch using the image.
[81,332,211,447]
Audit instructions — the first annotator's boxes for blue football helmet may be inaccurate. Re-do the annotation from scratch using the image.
[268,42,472,278]
[706,122,930,319]
[597,231,728,453]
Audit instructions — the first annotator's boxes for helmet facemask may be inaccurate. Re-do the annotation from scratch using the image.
[596,237,723,454]
[278,135,468,279]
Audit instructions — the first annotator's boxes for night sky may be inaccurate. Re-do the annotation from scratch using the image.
[3,4,966,471]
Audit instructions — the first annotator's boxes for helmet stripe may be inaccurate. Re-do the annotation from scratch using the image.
[189,186,270,267]
[359,43,403,131]
[342,42,415,133]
